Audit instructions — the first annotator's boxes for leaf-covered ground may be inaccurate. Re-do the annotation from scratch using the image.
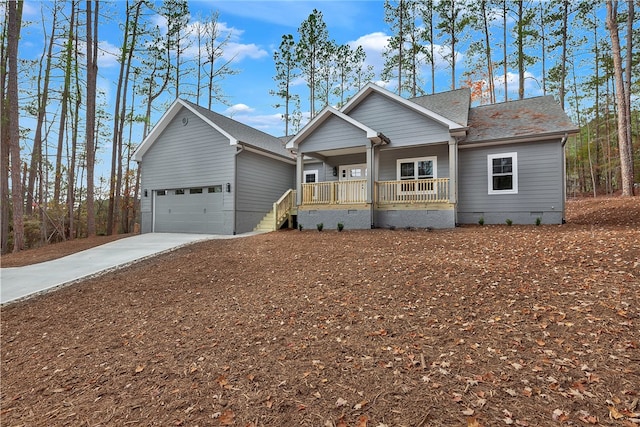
[2,197,639,426]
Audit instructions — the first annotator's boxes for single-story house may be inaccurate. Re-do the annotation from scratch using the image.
[133,99,295,234]
[134,84,579,234]
[287,83,579,230]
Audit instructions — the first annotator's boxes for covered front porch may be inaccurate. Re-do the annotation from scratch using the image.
[301,178,451,205]
[297,177,455,230]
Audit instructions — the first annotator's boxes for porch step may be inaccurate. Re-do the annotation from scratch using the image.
[254,211,276,232]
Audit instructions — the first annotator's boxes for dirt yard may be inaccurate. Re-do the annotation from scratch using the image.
[1,197,639,426]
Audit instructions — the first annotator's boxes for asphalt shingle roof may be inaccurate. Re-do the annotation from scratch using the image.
[409,88,471,127]
[183,100,292,159]
[464,95,579,143]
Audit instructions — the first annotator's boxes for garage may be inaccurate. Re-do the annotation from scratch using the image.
[153,186,225,233]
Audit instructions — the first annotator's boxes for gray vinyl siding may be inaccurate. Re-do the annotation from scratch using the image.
[378,145,449,181]
[348,92,450,146]
[236,150,295,233]
[298,115,369,153]
[458,140,565,224]
[139,108,236,234]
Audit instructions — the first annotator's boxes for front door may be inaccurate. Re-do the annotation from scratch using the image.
[339,164,367,203]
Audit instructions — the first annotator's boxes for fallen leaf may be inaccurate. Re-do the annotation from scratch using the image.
[609,406,624,420]
[552,408,569,422]
[219,409,235,426]
[355,415,369,427]
[336,417,348,427]
[135,365,145,373]
[467,416,483,427]
[336,397,348,407]
[462,408,475,416]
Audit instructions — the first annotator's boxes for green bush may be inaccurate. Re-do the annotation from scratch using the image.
[298,223,303,231]
[337,223,344,232]
[317,223,323,232]
[478,217,484,226]
[505,218,513,226]
[535,217,542,226]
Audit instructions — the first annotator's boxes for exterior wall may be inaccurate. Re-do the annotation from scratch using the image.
[236,150,295,233]
[348,92,450,146]
[139,108,236,234]
[297,207,372,230]
[375,207,455,229]
[458,140,565,225]
[298,115,369,153]
[378,144,450,181]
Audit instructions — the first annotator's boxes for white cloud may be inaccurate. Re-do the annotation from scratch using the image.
[225,104,255,116]
[97,40,121,69]
[222,42,268,62]
[349,32,389,75]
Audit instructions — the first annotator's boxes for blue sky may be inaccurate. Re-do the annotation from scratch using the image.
[18,0,606,182]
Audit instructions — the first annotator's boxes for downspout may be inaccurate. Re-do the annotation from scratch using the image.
[560,133,568,224]
[233,143,244,234]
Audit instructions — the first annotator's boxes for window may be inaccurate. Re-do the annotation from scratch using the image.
[304,170,318,183]
[208,185,223,193]
[397,156,437,192]
[157,190,166,196]
[175,189,185,195]
[189,188,203,194]
[488,152,518,194]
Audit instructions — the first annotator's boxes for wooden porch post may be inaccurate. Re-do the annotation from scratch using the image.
[296,152,303,206]
[448,137,458,205]
[366,144,374,204]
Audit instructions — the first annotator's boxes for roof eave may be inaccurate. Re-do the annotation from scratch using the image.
[460,129,580,148]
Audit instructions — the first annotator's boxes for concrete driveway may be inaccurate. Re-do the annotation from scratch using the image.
[1,232,259,305]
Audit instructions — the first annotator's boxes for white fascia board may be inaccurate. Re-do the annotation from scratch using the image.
[459,132,571,149]
[341,82,465,132]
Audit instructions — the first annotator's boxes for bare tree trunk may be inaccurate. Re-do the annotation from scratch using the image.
[606,0,634,196]
[503,0,508,101]
[54,2,76,207]
[623,0,634,192]
[67,21,81,241]
[559,0,568,110]
[481,0,495,103]
[539,3,547,96]
[7,0,24,251]
[85,0,98,236]
[27,3,58,217]
[0,1,10,254]
[517,0,524,100]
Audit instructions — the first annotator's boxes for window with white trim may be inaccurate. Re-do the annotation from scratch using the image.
[488,152,518,194]
[304,170,318,183]
[397,156,437,192]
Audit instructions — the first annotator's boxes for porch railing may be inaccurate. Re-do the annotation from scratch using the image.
[376,178,450,204]
[302,180,367,205]
[273,189,296,229]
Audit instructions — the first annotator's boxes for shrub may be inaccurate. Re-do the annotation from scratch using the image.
[478,217,485,226]
[535,217,542,226]
[506,218,513,226]
[317,223,323,232]
[337,222,344,232]
[298,223,303,231]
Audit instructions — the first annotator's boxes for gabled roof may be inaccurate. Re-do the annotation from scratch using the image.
[464,95,580,144]
[341,83,467,133]
[133,98,292,162]
[286,106,387,150]
[409,88,471,127]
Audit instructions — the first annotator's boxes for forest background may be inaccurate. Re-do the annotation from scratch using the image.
[1,0,638,254]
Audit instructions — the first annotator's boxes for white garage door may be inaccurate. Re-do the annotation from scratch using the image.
[154,186,225,233]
